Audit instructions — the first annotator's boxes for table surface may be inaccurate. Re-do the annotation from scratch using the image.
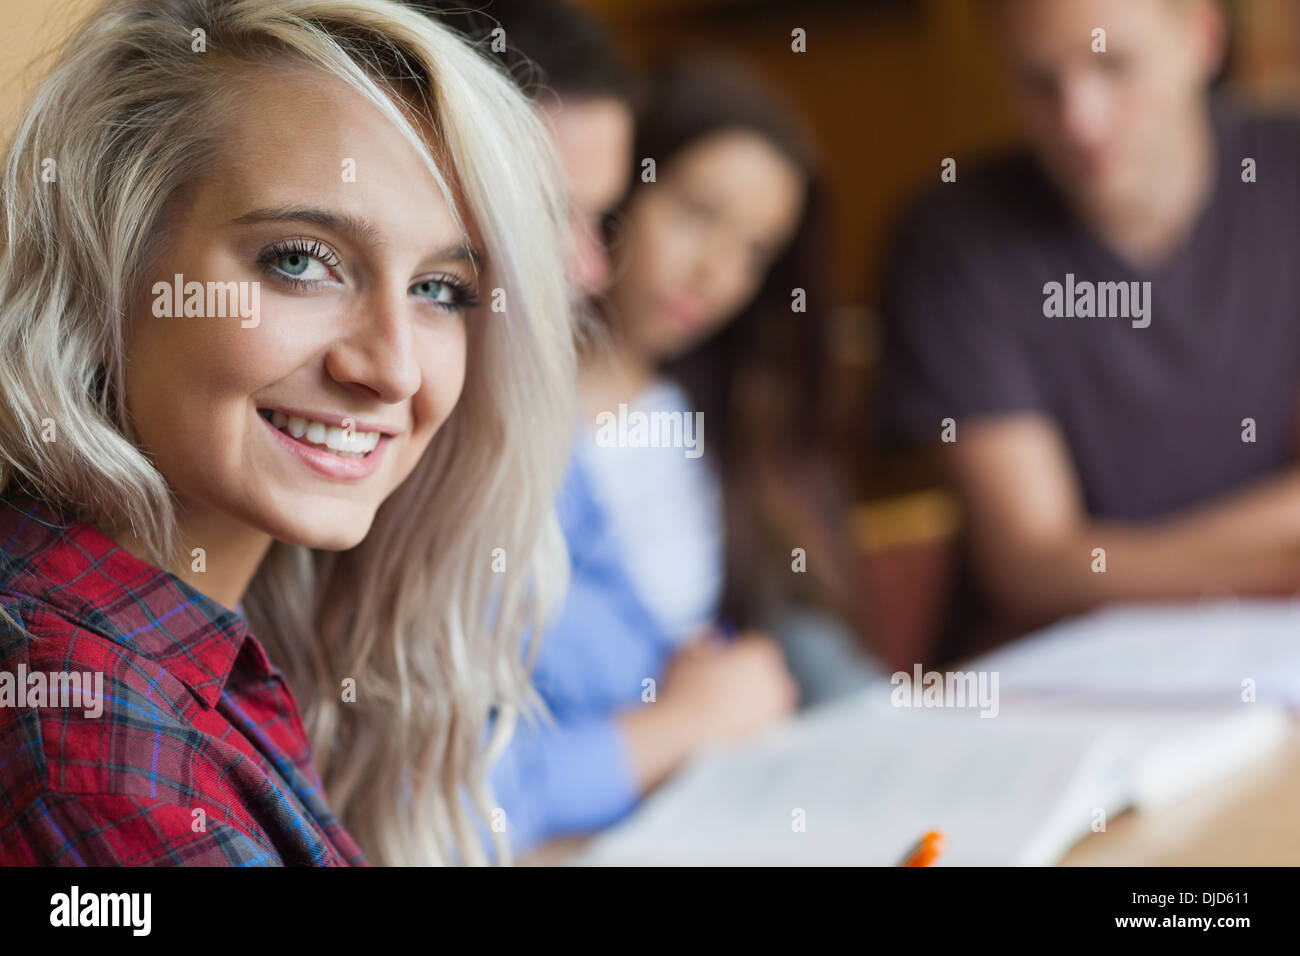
[1059,720,1300,866]
[522,722,1300,866]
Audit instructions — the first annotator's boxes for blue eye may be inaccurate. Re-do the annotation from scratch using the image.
[257,238,341,288]
[273,252,334,283]
[277,253,313,277]
[412,276,477,312]
[413,279,451,303]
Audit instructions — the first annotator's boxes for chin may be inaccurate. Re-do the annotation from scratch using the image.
[305,527,371,551]
[260,500,376,552]
[655,328,712,363]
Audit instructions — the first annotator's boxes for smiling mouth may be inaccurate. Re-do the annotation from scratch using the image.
[257,408,381,458]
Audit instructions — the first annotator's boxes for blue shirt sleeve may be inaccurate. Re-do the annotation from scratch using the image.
[488,453,676,856]
[489,710,639,855]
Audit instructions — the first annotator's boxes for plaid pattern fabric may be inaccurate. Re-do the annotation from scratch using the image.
[0,492,367,866]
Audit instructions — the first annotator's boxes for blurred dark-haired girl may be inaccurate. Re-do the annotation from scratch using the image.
[491,54,878,858]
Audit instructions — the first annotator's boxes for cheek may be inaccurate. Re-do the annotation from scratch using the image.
[408,320,468,440]
[690,266,757,342]
[717,274,759,321]
[630,208,689,291]
[1116,74,1154,122]
[1125,46,1187,112]
[122,323,256,512]
[126,312,280,446]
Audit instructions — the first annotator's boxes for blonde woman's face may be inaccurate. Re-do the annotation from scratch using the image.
[125,68,475,550]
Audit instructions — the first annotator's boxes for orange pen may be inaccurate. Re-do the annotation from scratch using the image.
[898,830,946,866]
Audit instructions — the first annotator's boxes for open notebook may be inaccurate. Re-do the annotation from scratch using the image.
[576,600,1299,866]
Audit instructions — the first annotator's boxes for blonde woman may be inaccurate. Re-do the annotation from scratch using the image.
[0,0,574,866]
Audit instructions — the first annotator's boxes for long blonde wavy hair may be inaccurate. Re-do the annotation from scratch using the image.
[0,0,576,865]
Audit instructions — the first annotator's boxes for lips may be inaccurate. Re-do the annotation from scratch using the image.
[257,408,379,457]
[256,406,393,482]
[658,295,709,333]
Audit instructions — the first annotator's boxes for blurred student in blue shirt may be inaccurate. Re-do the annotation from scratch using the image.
[490,49,878,857]
[428,0,876,859]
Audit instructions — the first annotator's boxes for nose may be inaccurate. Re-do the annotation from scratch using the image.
[685,236,749,310]
[323,286,423,404]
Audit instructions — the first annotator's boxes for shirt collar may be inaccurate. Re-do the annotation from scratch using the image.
[0,491,252,708]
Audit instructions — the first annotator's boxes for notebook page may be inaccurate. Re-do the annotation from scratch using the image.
[577,688,1290,865]
[1101,704,1292,809]
[973,599,1300,707]
[577,700,1118,866]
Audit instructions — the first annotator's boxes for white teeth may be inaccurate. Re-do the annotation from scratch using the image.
[266,410,382,457]
[323,427,380,454]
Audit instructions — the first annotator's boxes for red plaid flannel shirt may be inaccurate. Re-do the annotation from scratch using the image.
[0,491,367,866]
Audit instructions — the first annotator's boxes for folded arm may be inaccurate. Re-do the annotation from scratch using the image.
[947,413,1300,626]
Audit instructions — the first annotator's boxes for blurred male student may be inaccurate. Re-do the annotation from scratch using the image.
[428,0,634,299]
[877,0,1300,661]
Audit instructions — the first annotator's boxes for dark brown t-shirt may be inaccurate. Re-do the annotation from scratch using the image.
[876,99,1300,660]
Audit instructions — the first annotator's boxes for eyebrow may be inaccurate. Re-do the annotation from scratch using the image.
[231,205,481,265]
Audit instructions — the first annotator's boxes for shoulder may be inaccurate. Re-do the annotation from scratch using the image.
[886,150,1055,262]
[878,152,1060,338]
[2,789,275,866]
[0,593,281,864]
[1227,102,1300,170]
[0,590,195,717]
[1224,93,1300,140]
[0,591,201,813]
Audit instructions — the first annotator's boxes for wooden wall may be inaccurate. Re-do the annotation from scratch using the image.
[0,0,1295,310]
[581,0,1300,308]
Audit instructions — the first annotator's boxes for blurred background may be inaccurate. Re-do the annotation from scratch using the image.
[577,0,1300,669]
[1,0,1298,668]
